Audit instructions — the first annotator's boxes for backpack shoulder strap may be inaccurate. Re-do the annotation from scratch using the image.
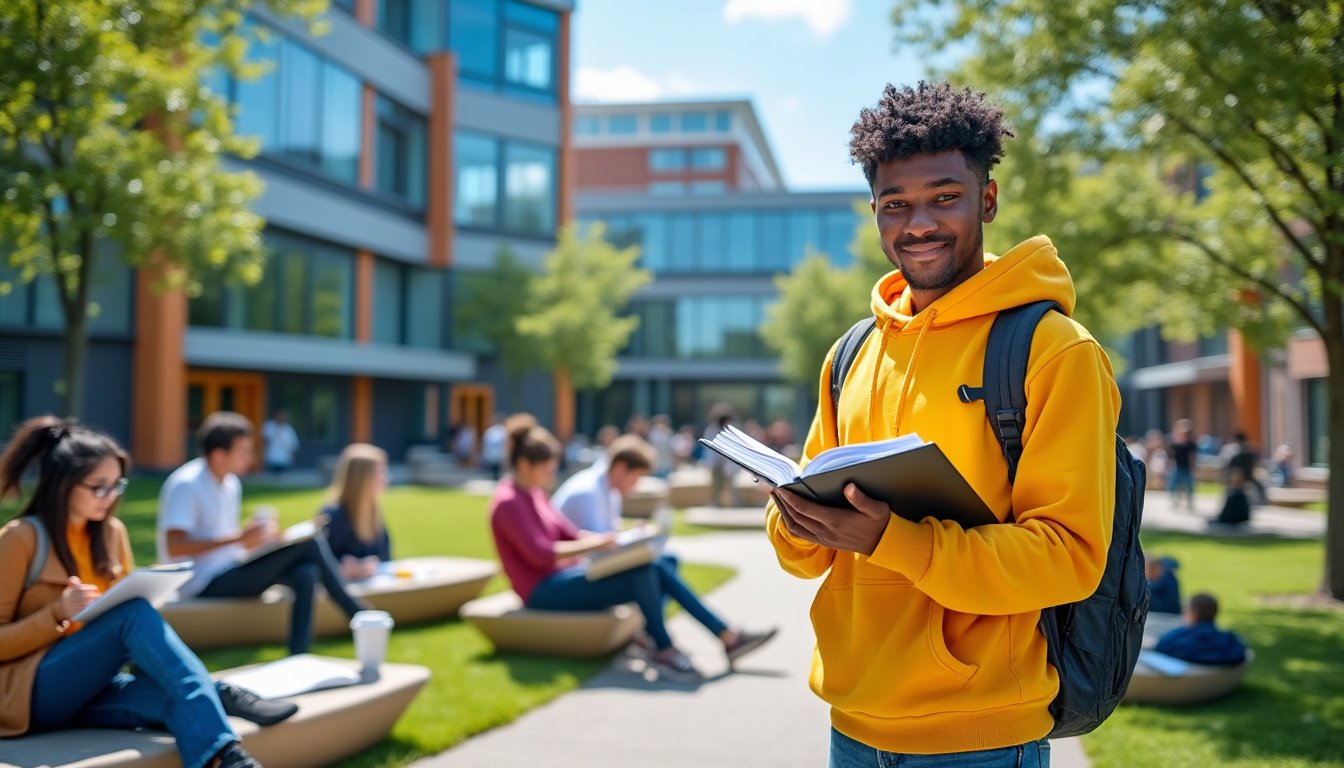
[983,301,1061,484]
[21,517,49,590]
[829,317,877,423]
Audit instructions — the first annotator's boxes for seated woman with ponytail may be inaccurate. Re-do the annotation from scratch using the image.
[489,415,775,682]
[0,416,295,768]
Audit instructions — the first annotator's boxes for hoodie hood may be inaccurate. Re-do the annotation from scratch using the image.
[871,235,1076,331]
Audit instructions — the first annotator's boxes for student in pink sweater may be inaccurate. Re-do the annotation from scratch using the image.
[489,416,773,683]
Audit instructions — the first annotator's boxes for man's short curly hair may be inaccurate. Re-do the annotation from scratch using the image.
[849,81,1014,186]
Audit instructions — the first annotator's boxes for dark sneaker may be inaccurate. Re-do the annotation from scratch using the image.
[724,627,779,665]
[647,648,703,684]
[216,681,299,726]
[213,742,261,768]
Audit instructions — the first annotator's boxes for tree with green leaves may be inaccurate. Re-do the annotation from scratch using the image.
[0,0,324,417]
[517,222,651,437]
[454,244,540,409]
[891,0,1344,597]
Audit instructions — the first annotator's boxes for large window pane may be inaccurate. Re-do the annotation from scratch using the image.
[504,26,553,92]
[320,63,361,184]
[376,95,427,207]
[279,250,307,334]
[714,110,732,132]
[759,212,787,271]
[504,142,555,235]
[405,268,443,349]
[309,247,352,338]
[1306,378,1329,467]
[87,245,132,333]
[372,259,403,344]
[699,214,726,270]
[279,41,321,167]
[574,115,600,135]
[649,113,672,133]
[667,213,695,272]
[380,0,443,52]
[788,210,822,267]
[638,213,668,272]
[649,148,685,171]
[452,0,499,80]
[726,212,756,271]
[0,260,30,326]
[234,28,280,148]
[455,132,499,227]
[608,114,637,135]
[690,147,726,170]
[680,111,708,132]
[823,209,856,266]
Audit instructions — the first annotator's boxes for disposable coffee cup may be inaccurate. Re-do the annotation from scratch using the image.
[251,505,277,526]
[350,610,395,680]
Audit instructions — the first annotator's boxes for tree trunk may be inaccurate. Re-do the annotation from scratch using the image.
[1323,338,1344,600]
[61,308,88,419]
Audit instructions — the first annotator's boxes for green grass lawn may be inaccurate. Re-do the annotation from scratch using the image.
[1085,532,1344,768]
[8,479,736,768]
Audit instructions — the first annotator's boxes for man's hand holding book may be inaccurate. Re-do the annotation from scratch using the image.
[772,483,891,555]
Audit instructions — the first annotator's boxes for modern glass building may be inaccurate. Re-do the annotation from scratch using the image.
[0,0,574,469]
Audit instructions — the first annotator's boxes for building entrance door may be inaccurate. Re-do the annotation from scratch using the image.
[186,370,266,460]
[449,384,494,464]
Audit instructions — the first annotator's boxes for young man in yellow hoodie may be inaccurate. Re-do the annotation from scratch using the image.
[768,82,1120,767]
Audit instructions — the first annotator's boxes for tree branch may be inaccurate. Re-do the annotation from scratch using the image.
[1172,230,1327,339]
[1165,112,1323,271]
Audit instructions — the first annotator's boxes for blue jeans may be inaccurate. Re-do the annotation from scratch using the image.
[527,555,727,650]
[1166,467,1195,497]
[29,598,236,768]
[830,729,1050,768]
[199,535,366,654]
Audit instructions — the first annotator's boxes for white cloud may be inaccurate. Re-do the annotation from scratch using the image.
[723,0,852,38]
[575,65,664,102]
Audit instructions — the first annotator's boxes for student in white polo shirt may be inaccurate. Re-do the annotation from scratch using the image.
[157,412,368,655]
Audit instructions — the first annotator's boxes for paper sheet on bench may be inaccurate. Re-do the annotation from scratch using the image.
[221,654,361,700]
[1137,649,1191,676]
[73,563,194,624]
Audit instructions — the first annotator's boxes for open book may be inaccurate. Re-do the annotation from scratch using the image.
[73,563,194,624]
[238,520,318,566]
[700,425,996,528]
[584,526,667,582]
[220,654,361,700]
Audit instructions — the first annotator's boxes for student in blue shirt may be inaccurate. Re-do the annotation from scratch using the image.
[1146,554,1182,615]
[1155,592,1248,666]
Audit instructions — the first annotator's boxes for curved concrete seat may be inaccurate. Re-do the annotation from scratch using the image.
[683,506,765,530]
[1124,652,1253,706]
[460,591,643,658]
[622,476,670,519]
[668,471,711,508]
[0,659,430,768]
[162,557,496,650]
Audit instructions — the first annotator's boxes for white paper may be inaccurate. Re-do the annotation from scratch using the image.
[220,654,361,700]
[1137,649,1191,676]
[73,563,194,624]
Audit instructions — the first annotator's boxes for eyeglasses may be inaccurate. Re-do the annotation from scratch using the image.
[80,478,129,499]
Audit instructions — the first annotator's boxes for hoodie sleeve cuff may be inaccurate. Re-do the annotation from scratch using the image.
[866,514,933,579]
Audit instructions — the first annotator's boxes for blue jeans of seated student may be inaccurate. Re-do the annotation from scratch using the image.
[29,598,236,768]
[830,729,1050,768]
[199,534,367,654]
[527,556,727,651]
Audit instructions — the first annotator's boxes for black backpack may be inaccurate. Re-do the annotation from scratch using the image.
[830,301,1149,738]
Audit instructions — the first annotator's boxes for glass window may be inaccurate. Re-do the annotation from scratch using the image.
[667,213,695,271]
[451,0,499,80]
[279,41,321,167]
[726,212,757,271]
[649,181,685,196]
[234,27,280,149]
[637,213,668,272]
[698,213,726,270]
[608,114,638,135]
[0,259,29,327]
[405,268,443,349]
[1306,378,1329,467]
[649,113,673,133]
[680,111,708,132]
[309,247,352,338]
[574,115,601,135]
[690,180,726,195]
[505,0,559,31]
[823,209,856,266]
[278,248,308,334]
[376,95,428,208]
[689,147,726,170]
[87,245,132,333]
[758,211,787,271]
[455,131,499,228]
[504,142,556,235]
[714,110,732,132]
[504,26,553,92]
[372,259,403,345]
[649,148,686,172]
[272,379,340,444]
[788,210,822,266]
[379,0,444,52]
[0,372,20,443]
[676,297,700,358]
[320,63,361,184]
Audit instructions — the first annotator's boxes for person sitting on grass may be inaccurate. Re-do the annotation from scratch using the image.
[489,415,776,683]
[1155,592,1248,666]
[319,444,392,581]
[0,416,296,768]
[1146,554,1183,615]
[1212,467,1252,527]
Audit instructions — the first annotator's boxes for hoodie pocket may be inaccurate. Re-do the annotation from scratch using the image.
[928,602,979,682]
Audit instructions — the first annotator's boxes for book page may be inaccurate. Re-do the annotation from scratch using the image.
[220,654,361,699]
[700,425,800,486]
[802,433,927,477]
[73,563,194,624]
[237,520,318,566]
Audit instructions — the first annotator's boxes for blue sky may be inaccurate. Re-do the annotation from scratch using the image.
[571,0,934,192]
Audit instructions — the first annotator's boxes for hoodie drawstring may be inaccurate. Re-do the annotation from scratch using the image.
[884,309,936,435]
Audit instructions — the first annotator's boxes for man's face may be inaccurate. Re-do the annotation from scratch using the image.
[608,464,647,496]
[220,435,255,476]
[870,150,997,302]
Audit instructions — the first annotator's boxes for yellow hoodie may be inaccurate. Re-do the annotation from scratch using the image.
[767,235,1120,754]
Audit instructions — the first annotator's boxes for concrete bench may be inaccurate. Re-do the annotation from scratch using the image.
[622,476,670,519]
[1264,486,1327,508]
[460,591,643,658]
[162,557,496,650]
[1124,653,1252,706]
[683,506,766,530]
[668,471,712,508]
[0,659,429,768]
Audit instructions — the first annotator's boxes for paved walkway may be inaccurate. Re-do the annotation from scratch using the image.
[414,531,1089,767]
[1141,490,1325,539]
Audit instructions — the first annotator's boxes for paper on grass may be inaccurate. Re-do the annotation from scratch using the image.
[220,653,361,700]
[72,563,194,624]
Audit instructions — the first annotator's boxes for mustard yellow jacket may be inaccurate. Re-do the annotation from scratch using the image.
[0,516,133,737]
[767,236,1120,753]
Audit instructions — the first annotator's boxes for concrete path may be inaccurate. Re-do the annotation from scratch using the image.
[1142,490,1325,539]
[414,531,1089,767]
